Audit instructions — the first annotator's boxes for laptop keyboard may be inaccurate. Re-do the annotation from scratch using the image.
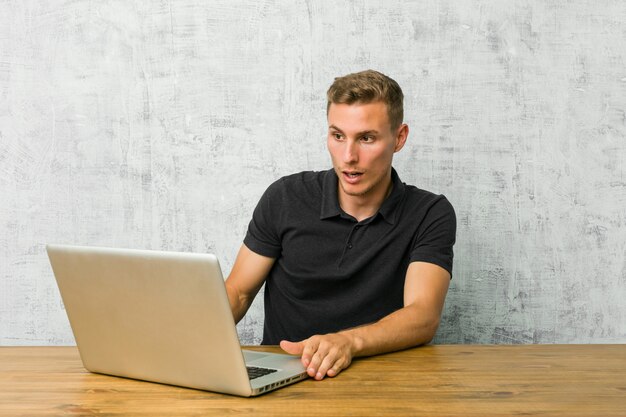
[247,366,278,380]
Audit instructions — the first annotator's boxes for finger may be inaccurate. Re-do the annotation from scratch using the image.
[279,340,304,356]
[306,351,322,378]
[308,342,336,379]
[315,351,341,380]
[301,337,320,368]
[326,359,346,378]
[306,343,328,378]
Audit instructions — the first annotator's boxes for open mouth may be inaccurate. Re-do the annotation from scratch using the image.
[342,171,364,183]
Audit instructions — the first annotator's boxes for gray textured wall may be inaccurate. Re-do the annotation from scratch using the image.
[1,1,625,346]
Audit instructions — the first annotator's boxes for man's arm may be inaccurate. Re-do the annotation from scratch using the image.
[280,261,450,380]
[225,244,275,324]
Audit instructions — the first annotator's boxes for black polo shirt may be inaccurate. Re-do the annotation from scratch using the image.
[243,168,456,345]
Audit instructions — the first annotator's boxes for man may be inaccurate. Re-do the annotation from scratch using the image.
[225,70,456,381]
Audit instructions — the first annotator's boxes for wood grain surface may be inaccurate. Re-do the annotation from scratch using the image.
[0,345,624,416]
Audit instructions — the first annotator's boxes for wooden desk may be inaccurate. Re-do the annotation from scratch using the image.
[0,345,624,416]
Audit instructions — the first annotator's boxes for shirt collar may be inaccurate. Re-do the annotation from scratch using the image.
[320,168,405,224]
[320,169,342,219]
[377,168,405,224]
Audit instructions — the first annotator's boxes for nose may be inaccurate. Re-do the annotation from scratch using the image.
[342,139,359,164]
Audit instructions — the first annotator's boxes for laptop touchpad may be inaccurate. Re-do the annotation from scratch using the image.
[242,350,271,363]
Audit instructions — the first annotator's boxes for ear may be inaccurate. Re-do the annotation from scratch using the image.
[394,124,409,153]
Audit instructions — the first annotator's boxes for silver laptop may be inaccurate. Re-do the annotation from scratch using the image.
[46,244,308,397]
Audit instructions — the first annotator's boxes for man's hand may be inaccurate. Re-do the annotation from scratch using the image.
[280,333,357,380]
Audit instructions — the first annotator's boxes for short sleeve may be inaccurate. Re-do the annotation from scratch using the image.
[409,196,456,277]
[243,180,283,259]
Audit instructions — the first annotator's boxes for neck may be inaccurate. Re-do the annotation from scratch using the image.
[338,173,393,222]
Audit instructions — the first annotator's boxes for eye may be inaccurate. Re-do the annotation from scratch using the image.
[332,132,343,140]
[361,135,375,143]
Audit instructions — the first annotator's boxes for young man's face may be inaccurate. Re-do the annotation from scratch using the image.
[327,101,408,203]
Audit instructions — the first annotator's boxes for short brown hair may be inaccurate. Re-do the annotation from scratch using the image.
[326,69,404,131]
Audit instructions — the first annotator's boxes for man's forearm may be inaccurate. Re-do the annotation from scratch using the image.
[224,244,274,324]
[340,303,440,358]
[225,283,252,324]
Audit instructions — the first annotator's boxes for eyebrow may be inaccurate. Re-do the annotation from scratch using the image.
[328,125,380,136]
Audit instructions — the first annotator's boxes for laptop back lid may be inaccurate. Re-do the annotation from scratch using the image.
[47,244,253,396]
